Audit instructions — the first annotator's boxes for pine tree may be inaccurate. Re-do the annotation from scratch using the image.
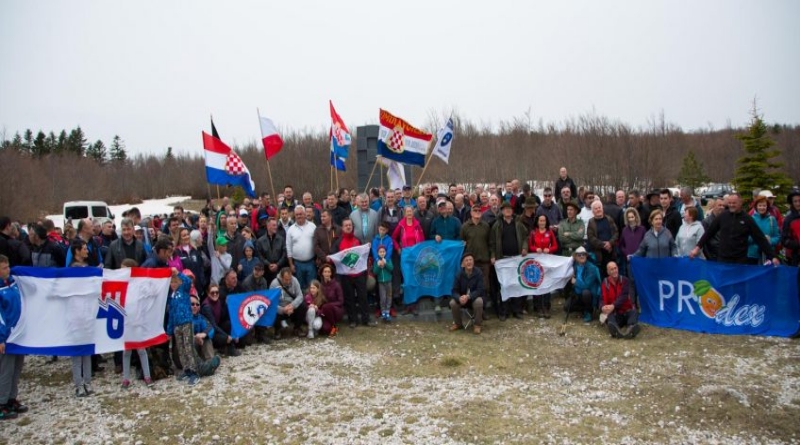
[23,129,33,154]
[56,130,68,154]
[733,107,793,207]
[67,126,88,156]
[32,130,49,157]
[165,146,174,160]
[109,135,127,162]
[676,150,710,191]
[86,139,107,164]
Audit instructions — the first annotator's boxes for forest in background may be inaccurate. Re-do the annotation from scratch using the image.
[1,111,798,222]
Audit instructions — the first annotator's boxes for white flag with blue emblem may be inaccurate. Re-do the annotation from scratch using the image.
[495,254,574,301]
[433,117,454,164]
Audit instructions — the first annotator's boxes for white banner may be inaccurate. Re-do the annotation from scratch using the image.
[495,254,574,301]
[328,244,371,276]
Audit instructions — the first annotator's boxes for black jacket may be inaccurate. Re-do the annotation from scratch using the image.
[697,210,775,263]
[31,239,66,267]
[451,267,485,304]
[256,232,287,269]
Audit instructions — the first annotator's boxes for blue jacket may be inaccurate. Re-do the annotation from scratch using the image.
[748,212,780,259]
[0,277,21,344]
[429,216,462,241]
[371,234,394,262]
[192,312,214,340]
[166,273,193,336]
[573,261,601,300]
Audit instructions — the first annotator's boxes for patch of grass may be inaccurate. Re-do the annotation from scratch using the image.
[440,356,464,367]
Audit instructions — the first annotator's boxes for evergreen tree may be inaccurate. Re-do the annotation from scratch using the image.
[67,126,88,156]
[676,150,710,190]
[733,107,793,207]
[46,131,58,153]
[165,146,174,160]
[10,132,23,151]
[56,130,69,153]
[32,130,49,157]
[23,129,33,153]
[109,135,127,162]
[86,139,107,164]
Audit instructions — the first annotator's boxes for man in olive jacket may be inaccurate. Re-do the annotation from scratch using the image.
[490,202,528,320]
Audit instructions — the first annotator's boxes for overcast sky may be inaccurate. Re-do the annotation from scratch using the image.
[1,0,798,155]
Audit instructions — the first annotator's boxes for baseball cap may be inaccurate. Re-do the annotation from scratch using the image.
[239,209,248,216]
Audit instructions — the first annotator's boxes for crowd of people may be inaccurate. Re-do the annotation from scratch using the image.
[1,168,799,420]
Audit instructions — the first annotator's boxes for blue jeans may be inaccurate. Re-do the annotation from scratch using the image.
[294,260,316,291]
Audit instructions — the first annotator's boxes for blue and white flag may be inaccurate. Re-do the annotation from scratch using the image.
[7,267,171,356]
[225,289,281,339]
[401,240,464,304]
[631,257,800,337]
[432,117,454,164]
[495,254,573,301]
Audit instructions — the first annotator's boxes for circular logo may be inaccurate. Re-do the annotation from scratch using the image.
[439,132,452,147]
[518,258,544,289]
[237,295,271,329]
[413,246,443,288]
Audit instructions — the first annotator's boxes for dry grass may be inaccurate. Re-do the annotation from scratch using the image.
[2,302,799,444]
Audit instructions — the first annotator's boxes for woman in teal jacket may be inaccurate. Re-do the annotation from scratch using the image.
[748,196,781,264]
[571,247,602,323]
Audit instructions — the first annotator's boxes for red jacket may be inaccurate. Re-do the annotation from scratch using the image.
[528,228,558,254]
[601,275,633,314]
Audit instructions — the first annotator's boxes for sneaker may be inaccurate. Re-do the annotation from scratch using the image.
[0,405,18,420]
[6,399,27,414]
[175,372,188,382]
[83,384,94,396]
[435,305,442,314]
[608,324,623,339]
[121,379,131,390]
[448,323,461,332]
[628,324,641,339]
[313,317,323,331]
[187,373,200,386]
[144,377,155,387]
[210,356,221,372]
[473,325,482,335]
[328,326,338,338]
[307,330,315,339]
[582,312,592,323]
[75,386,88,398]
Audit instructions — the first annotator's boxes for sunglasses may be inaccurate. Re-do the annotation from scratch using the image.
[191,302,200,307]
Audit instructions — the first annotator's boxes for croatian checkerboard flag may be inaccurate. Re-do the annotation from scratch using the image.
[377,109,432,167]
[329,100,350,171]
[328,244,371,276]
[203,131,257,198]
[6,267,171,356]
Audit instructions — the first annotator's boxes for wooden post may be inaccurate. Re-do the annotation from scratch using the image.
[364,157,380,194]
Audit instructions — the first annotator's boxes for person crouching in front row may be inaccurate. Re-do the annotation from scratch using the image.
[600,261,640,339]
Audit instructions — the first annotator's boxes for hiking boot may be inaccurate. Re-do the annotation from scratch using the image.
[0,405,18,420]
[210,356,221,372]
[627,324,641,339]
[227,344,241,357]
[187,373,200,386]
[582,312,592,323]
[83,384,94,396]
[6,399,27,414]
[449,323,461,332]
[175,372,188,382]
[608,324,624,339]
[121,379,131,390]
[473,325,482,335]
[75,386,88,398]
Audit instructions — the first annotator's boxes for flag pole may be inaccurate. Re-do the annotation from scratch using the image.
[335,167,339,191]
[257,108,277,200]
[380,162,384,190]
[364,157,380,194]
[414,138,436,189]
[216,185,221,201]
[330,166,334,192]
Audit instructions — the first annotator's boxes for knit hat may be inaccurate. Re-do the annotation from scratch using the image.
[215,236,228,247]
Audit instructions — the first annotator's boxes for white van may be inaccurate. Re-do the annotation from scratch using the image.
[63,201,114,226]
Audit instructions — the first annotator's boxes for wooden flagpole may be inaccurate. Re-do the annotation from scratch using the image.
[414,138,436,189]
[330,166,334,193]
[257,108,277,200]
[216,185,221,201]
[364,157,380,194]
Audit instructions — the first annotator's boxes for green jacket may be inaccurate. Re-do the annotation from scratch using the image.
[490,218,528,260]
[460,219,492,263]
[558,217,585,255]
[372,256,394,283]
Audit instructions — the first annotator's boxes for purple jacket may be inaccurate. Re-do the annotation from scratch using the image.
[619,226,646,257]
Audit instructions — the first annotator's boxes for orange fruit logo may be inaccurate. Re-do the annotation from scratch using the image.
[693,280,726,319]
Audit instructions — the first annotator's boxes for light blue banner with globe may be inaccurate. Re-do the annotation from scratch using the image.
[401,240,465,304]
[631,257,800,337]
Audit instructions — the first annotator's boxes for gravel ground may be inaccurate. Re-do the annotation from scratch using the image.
[1,315,799,445]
